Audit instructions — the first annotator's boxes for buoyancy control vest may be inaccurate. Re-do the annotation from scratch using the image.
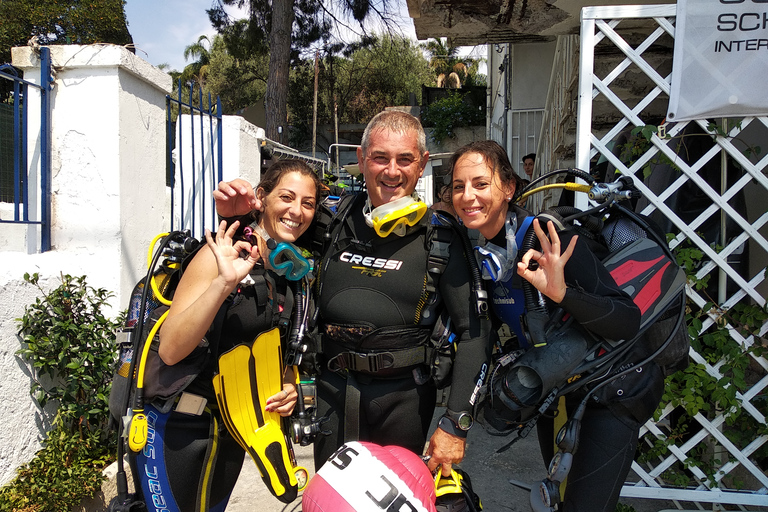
[481,179,689,437]
[487,214,535,348]
[308,192,486,384]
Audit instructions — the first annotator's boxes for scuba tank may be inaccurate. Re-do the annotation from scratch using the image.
[481,172,689,512]
[108,231,200,512]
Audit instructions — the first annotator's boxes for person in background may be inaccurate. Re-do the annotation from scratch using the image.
[214,111,491,479]
[522,152,536,179]
[431,183,457,218]
[450,140,665,512]
[130,160,321,512]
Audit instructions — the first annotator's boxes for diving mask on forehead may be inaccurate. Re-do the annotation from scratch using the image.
[474,212,518,282]
[245,224,312,281]
[364,194,428,238]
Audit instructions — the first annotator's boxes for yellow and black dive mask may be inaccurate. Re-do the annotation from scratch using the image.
[245,224,312,281]
[364,194,428,238]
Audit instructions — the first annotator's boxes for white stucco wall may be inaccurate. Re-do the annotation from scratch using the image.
[0,44,172,486]
[171,115,264,238]
[222,116,264,186]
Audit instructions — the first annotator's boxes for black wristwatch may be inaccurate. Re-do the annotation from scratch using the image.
[438,409,474,438]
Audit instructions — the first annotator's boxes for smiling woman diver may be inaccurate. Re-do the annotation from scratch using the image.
[128,160,321,512]
[449,140,672,512]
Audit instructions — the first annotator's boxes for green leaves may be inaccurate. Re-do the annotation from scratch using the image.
[0,0,132,66]
[645,243,768,489]
[0,421,112,511]
[1,273,122,509]
[422,91,485,145]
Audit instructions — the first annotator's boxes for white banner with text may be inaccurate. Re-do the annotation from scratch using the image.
[668,0,768,122]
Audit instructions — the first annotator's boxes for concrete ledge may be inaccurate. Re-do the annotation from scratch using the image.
[12,44,172,94]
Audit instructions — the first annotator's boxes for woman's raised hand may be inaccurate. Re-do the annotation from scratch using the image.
[213,178,260,218]
[205,220,260,288]
[516,218,577,303]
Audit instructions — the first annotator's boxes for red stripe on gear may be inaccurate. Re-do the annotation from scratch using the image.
[609,254,665,286]
[633,261,671,314]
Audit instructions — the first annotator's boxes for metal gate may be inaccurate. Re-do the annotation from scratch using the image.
[167,81,223,238]
[0,47,53,252]
[576,4,768,509]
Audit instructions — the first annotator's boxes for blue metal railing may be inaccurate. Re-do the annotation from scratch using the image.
[0,47,53,251]
[167,80,223,237]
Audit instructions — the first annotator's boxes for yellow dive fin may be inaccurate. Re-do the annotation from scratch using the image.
[213,328,308,503]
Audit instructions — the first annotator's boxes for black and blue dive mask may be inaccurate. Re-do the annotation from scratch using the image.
[474,212,518,283]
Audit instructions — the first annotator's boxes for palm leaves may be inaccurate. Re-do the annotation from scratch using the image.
[422,38,478,87]
[181,35,213,85]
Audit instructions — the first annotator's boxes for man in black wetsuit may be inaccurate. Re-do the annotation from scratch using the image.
[215,111,491,476]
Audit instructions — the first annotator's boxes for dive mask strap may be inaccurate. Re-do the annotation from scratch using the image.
[474,212,518,282]
[245,223,311,281]
[245,223,277,250]
[364,194,428,238]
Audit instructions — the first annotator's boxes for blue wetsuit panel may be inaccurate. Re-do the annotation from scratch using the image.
[491,279,529,348]
[489,215,534,348]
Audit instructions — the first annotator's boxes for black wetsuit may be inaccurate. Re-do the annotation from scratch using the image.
[311,193,491,469]
[491,205,664,512]
[130,266,291,512]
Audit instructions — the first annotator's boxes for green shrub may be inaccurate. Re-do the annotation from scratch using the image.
[0,422,113,511]
[422,91,485,145]
[0,273,122,511]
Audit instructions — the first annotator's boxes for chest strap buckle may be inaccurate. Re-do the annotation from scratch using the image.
[327,351,395,374]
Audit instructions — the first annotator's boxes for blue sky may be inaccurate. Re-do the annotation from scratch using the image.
[124,0,244,71]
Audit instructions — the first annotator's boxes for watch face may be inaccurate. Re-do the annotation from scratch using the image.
[457,413,473,430]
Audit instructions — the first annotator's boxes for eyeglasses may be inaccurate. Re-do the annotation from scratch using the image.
[370,199,427,237]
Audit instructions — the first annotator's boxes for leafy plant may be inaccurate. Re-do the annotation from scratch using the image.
[617,124,675,179]
[422,91,485,145]
[0,422,113,511]
[618,121,761,180]
[15,272,120,438]
[0,273,122,511]
[641,243,768,489]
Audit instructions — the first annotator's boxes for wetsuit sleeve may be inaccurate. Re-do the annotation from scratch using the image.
[557,232,641,341]
[439,231,492,415]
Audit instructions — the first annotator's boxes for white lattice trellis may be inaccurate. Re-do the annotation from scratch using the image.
[575,4,768,510]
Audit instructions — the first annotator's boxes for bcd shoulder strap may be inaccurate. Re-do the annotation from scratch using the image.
[310,192,362,259]
[428,212,489,318]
